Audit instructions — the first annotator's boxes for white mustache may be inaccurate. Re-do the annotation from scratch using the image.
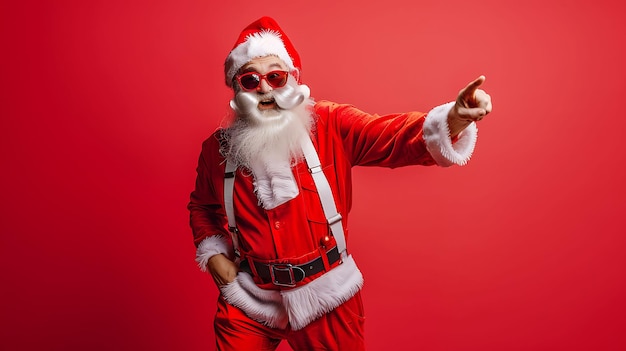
[230,83,311,112]
[274,83,310,110]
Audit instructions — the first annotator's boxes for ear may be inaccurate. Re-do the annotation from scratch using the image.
[290,68,301,83]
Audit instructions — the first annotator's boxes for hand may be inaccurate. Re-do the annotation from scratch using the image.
[448,75,492,137]
[207,254,238,287]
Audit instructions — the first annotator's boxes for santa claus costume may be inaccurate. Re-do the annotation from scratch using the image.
[189,16,477,351]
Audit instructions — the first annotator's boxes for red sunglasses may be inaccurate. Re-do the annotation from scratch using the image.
[235,70,289,91]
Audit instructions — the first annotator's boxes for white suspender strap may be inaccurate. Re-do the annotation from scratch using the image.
[300,137,347,256]
[224,159,240,259]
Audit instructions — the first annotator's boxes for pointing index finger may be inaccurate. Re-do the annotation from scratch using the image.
[461,75,486,97]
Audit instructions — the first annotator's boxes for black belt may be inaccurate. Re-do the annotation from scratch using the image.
[240,246,341,287]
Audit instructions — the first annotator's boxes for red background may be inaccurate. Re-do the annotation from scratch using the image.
[2,0,625,350]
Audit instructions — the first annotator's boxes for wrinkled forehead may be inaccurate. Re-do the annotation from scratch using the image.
[240,55,289,74]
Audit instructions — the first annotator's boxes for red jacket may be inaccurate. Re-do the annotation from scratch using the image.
[189,100,440,262]
[188,99,477,329]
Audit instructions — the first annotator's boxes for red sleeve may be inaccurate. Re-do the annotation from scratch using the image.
[187,132,230,247]
[315,100,437,168]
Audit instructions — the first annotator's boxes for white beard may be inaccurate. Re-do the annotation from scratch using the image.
[222,80,315,209]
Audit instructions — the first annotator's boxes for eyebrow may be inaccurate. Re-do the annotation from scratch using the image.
[241,62,285,73]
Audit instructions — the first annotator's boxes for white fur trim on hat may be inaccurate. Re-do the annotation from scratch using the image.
[225,30,295,86]
[423,101,478,166]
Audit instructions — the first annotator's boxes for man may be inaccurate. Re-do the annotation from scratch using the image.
[189,16,492,351]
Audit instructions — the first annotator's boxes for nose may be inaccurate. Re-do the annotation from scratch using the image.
[257,78,272,93]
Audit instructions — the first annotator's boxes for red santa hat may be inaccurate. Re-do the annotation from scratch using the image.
[224,16,301,87]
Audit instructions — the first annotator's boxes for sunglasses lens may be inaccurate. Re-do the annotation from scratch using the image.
[266,71,288,88]
[239,73,260,90]
[237,71,288,91]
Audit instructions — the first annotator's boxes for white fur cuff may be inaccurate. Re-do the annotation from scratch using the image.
[423,101,478,166]
[195,235,232,272]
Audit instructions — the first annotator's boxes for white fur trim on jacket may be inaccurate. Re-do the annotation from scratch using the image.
[423,101,478,166]
[282,254,363,330]
[220,273,289,329]
[225,30,295,86]
[195,235,232,272]
[218,254,363,330]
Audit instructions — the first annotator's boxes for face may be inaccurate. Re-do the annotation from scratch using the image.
[236,56,290,111]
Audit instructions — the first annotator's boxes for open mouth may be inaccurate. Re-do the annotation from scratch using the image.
[259,98,276,109]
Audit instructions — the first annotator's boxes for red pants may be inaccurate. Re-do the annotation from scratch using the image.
[214,291,365,351]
